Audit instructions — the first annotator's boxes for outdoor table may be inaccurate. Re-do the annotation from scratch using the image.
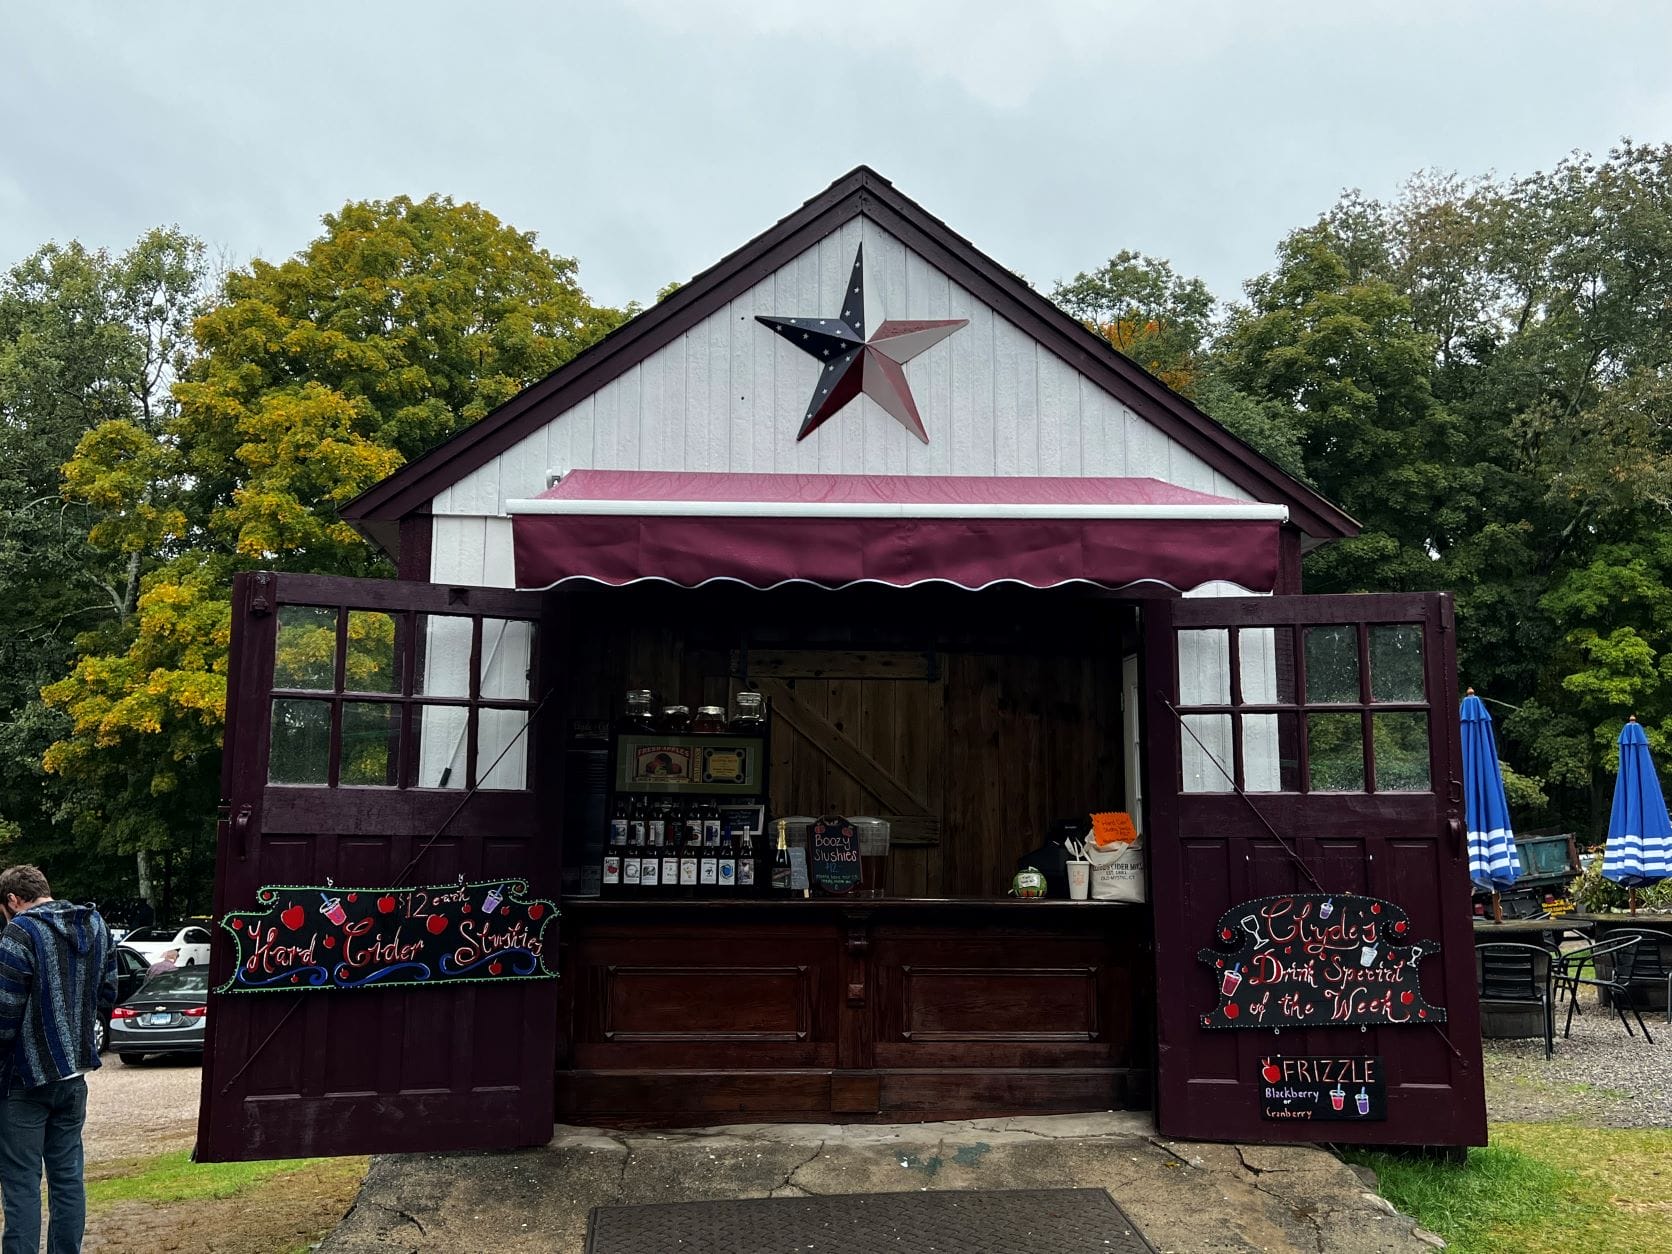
[1472,916,1593,941]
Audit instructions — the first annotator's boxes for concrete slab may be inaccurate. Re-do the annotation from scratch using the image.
[319,1115,1440,1254]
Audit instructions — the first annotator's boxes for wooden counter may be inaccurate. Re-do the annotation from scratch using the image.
[554,896,1155,1128]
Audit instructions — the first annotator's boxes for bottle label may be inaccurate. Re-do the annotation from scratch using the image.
[718,859,736,886]
[640,859,660,887]
[661,856,680,886]
[738,859,755,887]
[771,865,792,892]
[623,858,642,885]
[686,819,705,846]
[629,821,646,847]
[647,820,664,847]
[699,858,718,885]
[603,855,621,885]
[703,820,722,847]
[679,857,699,886]
[609,819,629,846]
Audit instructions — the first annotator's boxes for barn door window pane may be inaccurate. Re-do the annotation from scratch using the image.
[414,615,473,698]
[1178,630,1231,705]
[1369,625,1424,702]
[1242,713,1301,792]
[274,606,337,691]
[340,702,400,786]
[269,699,331,784]
[345,611,399,694]
[477,708,530,790]
[479,619,536,701]
[1180,714,1234,793]
[1307,713,1364,791]
[1373,712,1430,791]
[1238,627,1295,704]
[1304,626,1359,704]
[414,704,470,789]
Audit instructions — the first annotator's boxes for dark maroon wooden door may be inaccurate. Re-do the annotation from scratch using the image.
[197,572,557,1161]
[1144,593,1486,1147]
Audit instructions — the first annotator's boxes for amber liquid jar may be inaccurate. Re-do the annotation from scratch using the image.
[693,706,726,735]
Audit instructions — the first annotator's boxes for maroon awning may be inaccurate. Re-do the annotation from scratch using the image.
[507,471,1286,593]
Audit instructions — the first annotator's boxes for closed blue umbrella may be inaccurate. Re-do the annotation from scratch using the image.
[1603,718,1672,894]
[1461,691,1521,891]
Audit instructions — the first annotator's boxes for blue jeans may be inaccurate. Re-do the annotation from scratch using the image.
[0,1077,88,1254]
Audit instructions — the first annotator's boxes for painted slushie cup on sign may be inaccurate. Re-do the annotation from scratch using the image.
[1330,1084,1346,1112]
[1318,898,1334,920]
[482,885,504,914]
[1221,964,1242,997]
[319,893,347,926]
[1356,1086,1371,1115]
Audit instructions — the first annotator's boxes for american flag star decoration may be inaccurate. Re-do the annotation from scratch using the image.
[756,242,967,443]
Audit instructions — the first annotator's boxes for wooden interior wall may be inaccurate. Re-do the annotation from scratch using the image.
[552,584,1128,898]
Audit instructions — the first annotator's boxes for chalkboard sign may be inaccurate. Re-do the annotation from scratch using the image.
[1260,1055,1386,1122]
[1197,893,1445,1029]
[809,815,861,894]
[218,879,558,993]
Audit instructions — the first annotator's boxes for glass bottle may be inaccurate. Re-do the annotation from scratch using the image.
[661,705,691,735]
[623,689,657,733]
[646,798,666,849]
[699,833,719,889]
[660,833,681,894]
[737,828,757,890]
[627,796,647,848]
[730,690,765,733]
[717,826,737,889]
[679,817,700,891]
[771,821,793,896]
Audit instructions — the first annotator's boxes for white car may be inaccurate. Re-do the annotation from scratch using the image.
[120,923,213,968]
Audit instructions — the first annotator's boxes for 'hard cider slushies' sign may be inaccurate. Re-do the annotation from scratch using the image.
[218,879,558,993]
[1260,1055,1386,1122]
[1197,893,1444,1029]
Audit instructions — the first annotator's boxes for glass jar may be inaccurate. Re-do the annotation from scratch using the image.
[693,706,726,735]
[623,689,657,732]
[661,705,691,735]
[730,690,765,732]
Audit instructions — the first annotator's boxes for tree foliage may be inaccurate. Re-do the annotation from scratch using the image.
[35,197,624,910]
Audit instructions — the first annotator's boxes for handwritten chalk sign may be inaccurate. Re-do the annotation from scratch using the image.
[1260,1055,1386,1122]
[218,880,558,993]
[1197,893,1445,1029]
[809,816,860,894]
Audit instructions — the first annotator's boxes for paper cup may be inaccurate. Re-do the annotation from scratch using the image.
[1067,861,1091,900]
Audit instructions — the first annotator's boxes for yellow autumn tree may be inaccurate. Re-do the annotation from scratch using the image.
[44,196,626,876]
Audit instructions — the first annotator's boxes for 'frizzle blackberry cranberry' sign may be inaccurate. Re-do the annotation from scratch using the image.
[1260,1055,1386,1121]
[1197,893,1444,1029]
[218,879,558,992]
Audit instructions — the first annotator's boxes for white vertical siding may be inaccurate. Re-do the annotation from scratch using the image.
[427,216,1249,587]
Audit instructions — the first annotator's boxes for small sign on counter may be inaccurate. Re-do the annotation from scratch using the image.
[1260,1055,1385,1122]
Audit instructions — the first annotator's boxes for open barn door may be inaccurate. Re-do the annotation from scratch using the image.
[1144,594,1487,1147]
[197,572,558,1161]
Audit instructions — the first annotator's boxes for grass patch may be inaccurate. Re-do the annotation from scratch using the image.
[86,1150,364,1208]
[1346,1123,1672,1253]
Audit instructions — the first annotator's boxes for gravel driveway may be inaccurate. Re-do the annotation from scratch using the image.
[84,1055,201,1163]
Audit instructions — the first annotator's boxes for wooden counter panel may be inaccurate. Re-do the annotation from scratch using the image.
[555,899,1155,1124]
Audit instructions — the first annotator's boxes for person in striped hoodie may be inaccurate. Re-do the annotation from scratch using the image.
[0,865,116,1254]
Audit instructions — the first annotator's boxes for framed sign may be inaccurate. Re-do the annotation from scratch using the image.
[718,803,765,839]
[1260,1055,1386,1122]
[809,815,861,894]
[218,879,558,993]
[1197,893,1445,1029]
[615,734,764,794]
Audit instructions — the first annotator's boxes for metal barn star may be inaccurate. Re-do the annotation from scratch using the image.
[756,243,967,444]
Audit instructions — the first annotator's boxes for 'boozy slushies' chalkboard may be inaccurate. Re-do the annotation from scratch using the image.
[809,816,860,894]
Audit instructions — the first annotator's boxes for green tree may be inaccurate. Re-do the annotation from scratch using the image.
[43,196,626,912]
[0,229,208,908]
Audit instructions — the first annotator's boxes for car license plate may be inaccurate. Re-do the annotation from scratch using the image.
[147,1012,171,1026]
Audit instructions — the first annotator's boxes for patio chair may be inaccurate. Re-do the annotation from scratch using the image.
[1475,942,1555,1059]
[1613,930,1672,1026]
[1554,935,1655,1044]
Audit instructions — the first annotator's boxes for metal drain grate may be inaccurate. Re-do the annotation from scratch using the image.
[585,1187,1158,1253]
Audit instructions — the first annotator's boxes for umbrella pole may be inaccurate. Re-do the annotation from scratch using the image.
[1630,887,1638,917]
[1492,890,1503,924]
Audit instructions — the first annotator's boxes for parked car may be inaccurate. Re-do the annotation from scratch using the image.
[93,945,157,1054]
[120,923,213,968]
[109,966,210,1065]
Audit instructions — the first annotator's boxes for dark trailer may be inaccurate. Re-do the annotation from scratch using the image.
[197,168,1486,1162]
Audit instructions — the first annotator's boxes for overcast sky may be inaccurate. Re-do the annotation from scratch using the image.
[4,2,1670,311]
